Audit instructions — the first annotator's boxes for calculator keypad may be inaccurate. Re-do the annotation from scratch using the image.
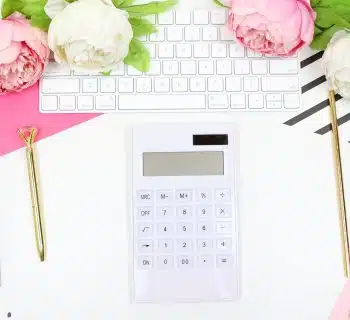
[135,188,235,269]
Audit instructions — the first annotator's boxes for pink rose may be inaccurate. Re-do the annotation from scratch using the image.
[228,0,316,56]
[0,14,50,95]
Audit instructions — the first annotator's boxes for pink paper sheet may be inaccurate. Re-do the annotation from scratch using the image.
[330,280,350,319]
[0,84,100,156]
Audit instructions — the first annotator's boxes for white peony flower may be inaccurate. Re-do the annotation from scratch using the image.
[46,0,133,73]
[323,29,350,99]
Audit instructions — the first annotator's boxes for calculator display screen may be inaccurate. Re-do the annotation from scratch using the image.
[143,151,224,176]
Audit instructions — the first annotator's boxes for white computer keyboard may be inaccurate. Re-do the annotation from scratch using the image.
[39,9,302,113]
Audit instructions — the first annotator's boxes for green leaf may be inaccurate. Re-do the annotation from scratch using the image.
[314,25,323,36]
[123,0,177,16]
[101,70,112,76]
[311,0,321,6]
[310,25,342,50]
[124,38,150,72]
[1,0,24,17]
[30,13,51,31]
[112,0,134,7]
[314,7,350,28]
[212,0,229,8]
[129,17,157,37]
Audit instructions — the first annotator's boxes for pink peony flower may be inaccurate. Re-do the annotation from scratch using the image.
[227,0,316,56]
[0,14,50,95]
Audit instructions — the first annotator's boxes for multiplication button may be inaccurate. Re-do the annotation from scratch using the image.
[215,189,231,202]
[136,190,153,202]
[175,189,193,202]
[215,204,232,218]
[156,190,173,203]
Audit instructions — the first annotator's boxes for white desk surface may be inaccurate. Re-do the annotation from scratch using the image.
[0,112,349,320]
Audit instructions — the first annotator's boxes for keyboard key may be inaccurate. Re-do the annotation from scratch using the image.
[184,27,200,41]
[147,61,161,75]
[199,60,214,75]
[158,239,174,253]
[230,93,246,109]
[208,77,224,92]
[100,77,116,93]
[210,10,226,24]
[136,190,153,202]
[42,78,80,94]
[220,26,235,41]
[208,94,228,109]
[158,11,173,24]
[196,206,212,218]
[248,93,264,109]
[157,223,174,235]
[211,43,227,58]
[167,26,183,41]
[215,205,232,218]
[215,189,231,201]
[247,50,262,58]
[226,77,241,91]
[136,207,153,220]
[270,59,298,74]
[190,77,206,92]
[82,78,98,93]
[110,64,125,75]
[251,60,268,75]
[77,96,94,110]
[180,60,196,75]
[195,189,212,202]
[137,223,153,237]
[136,78,152,93]
[176,206,193,218]
[197,239,213,251]
[193,10,209,24]
[176,44,192,58]
[177,239,193,252]
[216,254,234,268]
[177,255,194,268]
[216,238,232,251]
[59,96,76,111]
[157,255,174,269]
[266,93,282,101]
[150,27,165,41]
[197,255,214,268]
[216,60,232,75]
[267,101,282,109]
[284,93,300,109]
[243,77,259,91]
[138,256,153,269]
[41,95,58,111]
[118,78,134,93]
[154,78,170,92]
[44,62,71,76]
[216,222,233,234]
[177,222,193,235]
[145,43,156,58]
[193,43,209,58]
[127,66,142,76]
[229,43,245,58]
[138,240,153,253]
[202,26,218,41]
[175,11,191,24]
[158,43,174,58]
[234,59,250,74]
[118,94,206,110]
[156,206,174,219]
[162,61,179,75]
[96,95,116,110]
[172,78,188,92]
[261,76,299,91]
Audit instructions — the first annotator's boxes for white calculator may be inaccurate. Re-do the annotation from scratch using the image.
[127,123,240,303]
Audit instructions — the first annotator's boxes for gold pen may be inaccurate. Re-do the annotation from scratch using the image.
[328,90,350,277]
[18,127,46,262]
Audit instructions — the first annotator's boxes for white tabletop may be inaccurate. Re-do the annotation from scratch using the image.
[0,112,349,319]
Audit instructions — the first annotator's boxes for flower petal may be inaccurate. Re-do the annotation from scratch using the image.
[0,21,13,51]
[0,42,22,64]
[297,0,315,44]
[44,0,69,19]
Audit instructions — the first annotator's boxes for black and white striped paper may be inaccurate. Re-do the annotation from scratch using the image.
[284,47,350,144]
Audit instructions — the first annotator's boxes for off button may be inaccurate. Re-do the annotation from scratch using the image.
[137,190,153,202]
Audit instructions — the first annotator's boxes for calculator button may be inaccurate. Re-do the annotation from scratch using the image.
[195,189,212,202]
[216,222,233,234]
[176,206,193,218]
[215,189,231,201]
[197,239,213,251]
[158,239,174,253]
[177,222,193,235]
[196,205,212,218]
[138,256,153,269]
[177,239,193,252]
[136,207,153,220]
[216,254,234,268]
[197,222,212,235]
[138,240,153,253]
[156,190,173,202]
[215,205,232,218]
[156,206,174,219]
[177,255,194,268]
[197,255,214,268]
[157,255,174,269]
[137,190,153,202]
[216,238,232,251]
[175,189,193,202]
[137,223,153,237]
[157,223,174,235]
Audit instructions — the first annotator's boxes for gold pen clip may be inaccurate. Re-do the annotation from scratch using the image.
[18,127,46,262]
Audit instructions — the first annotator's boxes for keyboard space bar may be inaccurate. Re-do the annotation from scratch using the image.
[118,94,206,110]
